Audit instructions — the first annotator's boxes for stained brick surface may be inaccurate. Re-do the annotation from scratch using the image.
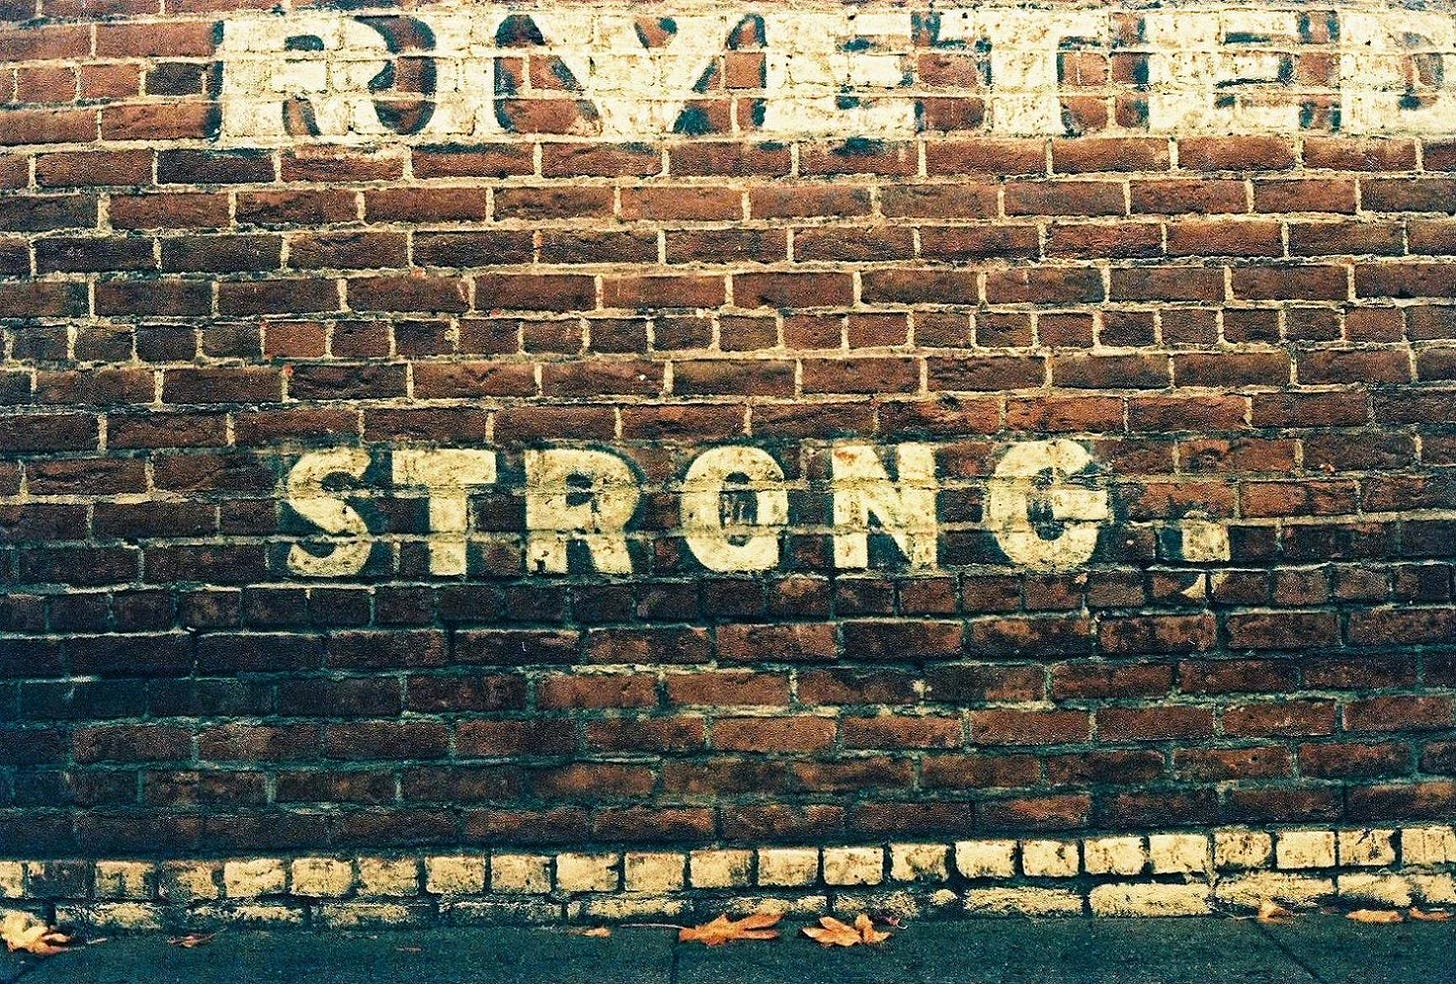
[2,0,1456,863]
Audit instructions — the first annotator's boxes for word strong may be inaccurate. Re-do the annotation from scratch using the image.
[284,440,1116,578]
[218,0,1456,142]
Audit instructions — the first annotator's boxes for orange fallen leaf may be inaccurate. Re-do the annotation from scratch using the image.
[1409,908,1453,922]
[1256,901,1296,923]
[583,926,612,938]
[803,914,894,948]
[168,932,216,948]
[678,911,781,946]
[1347,909,1404,924]
[854,913,891,944]
[803,916,862,947]
[2,913,73,956]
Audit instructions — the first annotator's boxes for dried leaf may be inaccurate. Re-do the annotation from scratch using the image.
[1409,908,1453,922]
[854,913,891,944]
[1,912,73,957]
[168,932,216,948]
[678,912,781,946]
[1256,901,1296,923]
[1347,909,1404,924]
[802,916,863,948]
[583,926,612,938]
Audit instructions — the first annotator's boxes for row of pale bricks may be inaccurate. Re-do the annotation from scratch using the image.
[4,826,1455,922]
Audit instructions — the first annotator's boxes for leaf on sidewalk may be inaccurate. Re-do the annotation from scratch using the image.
[168,932,216,948]
[1256,901,1296,923]
[1,912,74,956]
[803,916,862,947]
[1347,909,1404,924]
[802,914,894,948]
[1409,908,1453,922]
[854,913,891,944]
[678,912,781,946]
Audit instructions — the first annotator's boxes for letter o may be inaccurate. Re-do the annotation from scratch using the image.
[681,446,788,573]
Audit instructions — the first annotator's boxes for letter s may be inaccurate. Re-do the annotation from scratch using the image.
[286,449,372,577]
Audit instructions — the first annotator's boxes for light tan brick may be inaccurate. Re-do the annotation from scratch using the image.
[1338,829,1396,868]
[289,858,354,898]
[223,859,285,899]
[425,855,486,896]
[1403,826,1456,866]
[832,888,934,921]
[93,861,152,900]
[823,847,883,886]
[491,854,551,894]
[555,853,619,893]
[1089,883,1212,917]
[1084,836,1146,876]
[953,840,1015,879]
[569,895,690,920]
[316,902,427,928]
[757,848,819,887]
[1214,830,1272,871]
[892,843,951,882]
[0,863,22,900]
[1214,872,1335,911]
[964,887,1083,917]
[721,894,828,917]
[60,902,163,931]
[689,849,751,889]
[1409,872,1456,905]
[1275,830,1336,870]
[160,861,220,901]
[357,857,421,897]
[1149,833,1208,874]
[1021,839,1079,877]
[624,853,685,893]
[1338,873,1412,907]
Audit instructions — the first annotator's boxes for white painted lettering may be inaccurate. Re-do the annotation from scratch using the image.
[524,449,640,574]
[831,443,938,569]
[986,440,1109,572]
[286,448,373,577]
[392,449,499,576]
[681,446,788,572]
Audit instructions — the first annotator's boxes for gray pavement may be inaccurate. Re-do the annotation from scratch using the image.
[2,917,1452,984]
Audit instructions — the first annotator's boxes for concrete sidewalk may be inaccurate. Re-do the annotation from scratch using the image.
[2,916,1453,984]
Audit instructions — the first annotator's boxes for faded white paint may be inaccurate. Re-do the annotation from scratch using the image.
[830,444,939,570]
[1180,517,1233,563]
[932,7,1103,134]
[218,1,1456,142]
[1341,8,1456,134]
[524,449,640,574]
[393,449,499,576]
[984,439,1110,573]
[285,447,372,577]
[680,445,788,573]
[1141,9,1303,132]
[279,441,1224,577]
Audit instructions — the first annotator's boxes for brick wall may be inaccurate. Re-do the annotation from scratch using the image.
[3,0,1456,893]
